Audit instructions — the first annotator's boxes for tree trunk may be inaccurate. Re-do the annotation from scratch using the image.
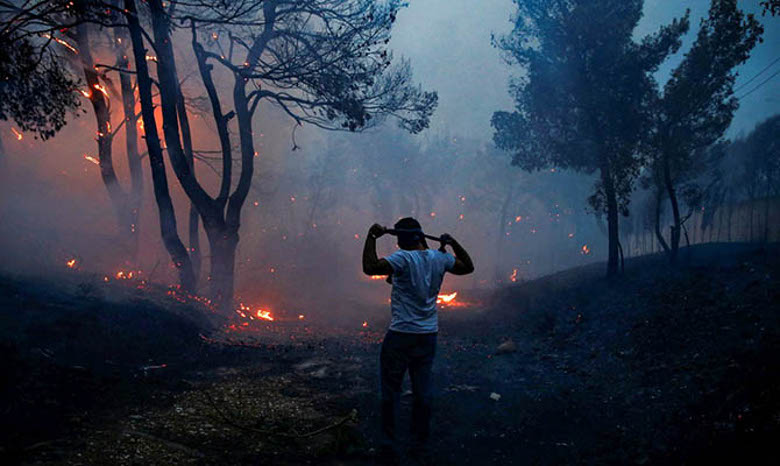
[206,227,238,311]
[654,186,671,254]
[662,155,681,264]
[76,23,135,253]
[764,177,771,243]
[125,0,196,290]
[600,163,619,277]
[495,181,514,283]
[117,28,143,264]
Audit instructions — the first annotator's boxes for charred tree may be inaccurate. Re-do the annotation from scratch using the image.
[124,0,196,291]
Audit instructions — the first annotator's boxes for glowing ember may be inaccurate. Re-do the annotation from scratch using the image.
[298,314,305,320]
[11,128,23,140]
[437,292,458,304]
[369,275,386,280]
[362,321,368,328]
[510,268,518,282]
[515,216,522,223]
[581,244,591,255]
[256,309,274,321]
[41,33,78,54]
[430,211,436,217]
[66,258,77,269]
[93,83,109,99]
[79,89,92,98]
[145,55,158,62]
[83,154,100,165]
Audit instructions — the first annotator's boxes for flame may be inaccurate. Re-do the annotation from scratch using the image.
[256,309,274,321]
[298,314,305,320]
[515,216,522,223]
[510,268,518,282]
[79,89,92,98]
[11,127,23,140]
[362,321,368,328]
[145,55,158,62]
[93,83,109,100]
[83,154,100,165]
[581,244,591,255]
[66,258,77,268]
[41,33,78,54]
[369,275,386,280]
[437,292,458,304]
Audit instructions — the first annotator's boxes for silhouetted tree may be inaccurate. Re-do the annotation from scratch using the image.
[647,0,762,263]
[737,115,780,242]
[125,0,436,309]
[492,0,689,277]
[0,1,82,139]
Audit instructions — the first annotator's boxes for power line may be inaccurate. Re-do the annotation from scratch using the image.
[737,69,780,99]
[734,56,780,93]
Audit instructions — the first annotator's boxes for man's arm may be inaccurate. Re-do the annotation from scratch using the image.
[441,234,475,275]
[362,224,394,276]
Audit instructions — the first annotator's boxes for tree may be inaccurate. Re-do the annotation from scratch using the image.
[491,0,689,277]
[0,1,82,139]
[647,0,762,263]
[738,115,780,242]
[123,0,436,310]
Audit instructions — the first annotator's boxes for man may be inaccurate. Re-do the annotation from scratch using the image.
[362,217,474,464]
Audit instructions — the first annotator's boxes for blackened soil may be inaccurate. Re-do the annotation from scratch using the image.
[1,242,778,465]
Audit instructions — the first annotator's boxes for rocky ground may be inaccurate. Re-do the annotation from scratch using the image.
[1,242,779,465]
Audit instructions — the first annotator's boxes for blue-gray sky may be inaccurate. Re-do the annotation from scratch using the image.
[390,0,779,140]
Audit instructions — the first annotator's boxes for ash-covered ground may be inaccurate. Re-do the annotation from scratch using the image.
[1,242,778,465]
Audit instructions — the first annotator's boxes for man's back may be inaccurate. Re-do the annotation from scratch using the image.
[384,249,455,333]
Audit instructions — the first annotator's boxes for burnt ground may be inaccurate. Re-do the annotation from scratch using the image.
[1,242,779,465]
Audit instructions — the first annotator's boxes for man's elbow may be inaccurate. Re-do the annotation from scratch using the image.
[362,263,377,276]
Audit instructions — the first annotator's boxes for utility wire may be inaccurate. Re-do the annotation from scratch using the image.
[733,56,780,93]
[737,69,780,99]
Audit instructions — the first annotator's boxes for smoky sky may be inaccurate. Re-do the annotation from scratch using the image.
[389,0,778,139]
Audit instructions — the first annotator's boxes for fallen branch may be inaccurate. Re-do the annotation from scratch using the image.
[201,390,357,439]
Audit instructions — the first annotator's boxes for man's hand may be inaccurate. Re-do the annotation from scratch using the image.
[439,233,455,245]
[368,223,387,239]
[441,233,475,275]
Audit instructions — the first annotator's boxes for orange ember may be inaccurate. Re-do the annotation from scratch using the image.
[437,292,457,304]
[83,154,100,165]
[11,127,23,140]
[581,244,591,255]
[66,258,77,269]
[510,268,518,282]
[369,275,386,280]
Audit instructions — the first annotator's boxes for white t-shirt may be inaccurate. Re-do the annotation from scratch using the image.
[383,249,456,333]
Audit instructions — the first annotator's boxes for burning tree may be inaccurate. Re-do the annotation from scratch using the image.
[645,0,763,264]
[491,0,690,277]
[119,0,436,310]
[1,1,149,262]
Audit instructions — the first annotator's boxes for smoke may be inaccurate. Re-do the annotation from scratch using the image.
[0,0,776,323]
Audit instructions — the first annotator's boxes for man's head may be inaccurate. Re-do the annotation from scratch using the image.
[394,217,428,250]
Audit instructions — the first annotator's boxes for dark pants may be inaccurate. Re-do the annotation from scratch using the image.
[380,330,437,453]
